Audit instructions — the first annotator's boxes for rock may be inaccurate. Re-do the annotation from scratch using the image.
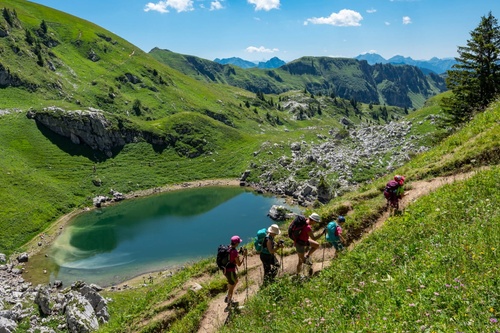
[16,253,28,263]
[35,287,51,316]
[0,317,17,333]
[290,142,301,151]
[0,254,6,263]
[190,283,203,292]
[65,293,99,333]
[268,205,292,221]
[240,170,251,181]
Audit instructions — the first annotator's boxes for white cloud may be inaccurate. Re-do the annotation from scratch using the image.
[247,0,280,11]
[210,1,223,11]
[366,9,377,14]
[245,46,279,53]
[385,21,391,26]
[402,16,412,24]
[144,0,194,13]
[304,9,363,27]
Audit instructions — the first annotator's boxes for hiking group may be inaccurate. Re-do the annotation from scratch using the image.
[217,174,404,312]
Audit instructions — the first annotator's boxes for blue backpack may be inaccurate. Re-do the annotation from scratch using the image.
[326,221,340,242]
[254,228,267,253]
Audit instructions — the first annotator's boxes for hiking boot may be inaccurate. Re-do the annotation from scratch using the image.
[224,295,228,303]
[224,304,231,312]
[304,256,313,265]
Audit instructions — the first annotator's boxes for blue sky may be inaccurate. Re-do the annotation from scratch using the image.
[30,0,500,62]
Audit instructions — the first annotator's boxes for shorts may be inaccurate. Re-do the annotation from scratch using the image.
[295,240,310,254]
[331,241,344,251]
[225,270,238,285]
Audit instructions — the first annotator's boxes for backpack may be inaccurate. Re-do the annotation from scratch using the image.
[325,221,340,242]
[216,245,231,271]
[288,215,307,241]
[254,228,267,253]
[384,180,400,199]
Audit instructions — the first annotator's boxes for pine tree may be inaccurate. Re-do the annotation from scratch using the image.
[441,12,500,125]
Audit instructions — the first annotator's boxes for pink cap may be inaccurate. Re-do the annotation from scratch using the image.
[231,235,242,244]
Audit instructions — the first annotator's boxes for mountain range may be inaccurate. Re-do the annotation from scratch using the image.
[214,54,457,74]
[150,49,447,109]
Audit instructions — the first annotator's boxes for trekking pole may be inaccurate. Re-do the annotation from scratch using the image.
[244,250,249,301]
[321,242,326,270]
[280,246,284,275]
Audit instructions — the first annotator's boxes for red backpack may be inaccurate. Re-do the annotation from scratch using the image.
[288,215,307,241]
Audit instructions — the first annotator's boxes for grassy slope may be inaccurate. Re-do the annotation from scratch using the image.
[95,100,499,333]
[219,101,500,332]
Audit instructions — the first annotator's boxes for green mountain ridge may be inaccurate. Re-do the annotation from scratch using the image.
[150,48,447,109]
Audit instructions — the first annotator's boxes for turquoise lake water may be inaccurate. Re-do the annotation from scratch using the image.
[42,186,293,286]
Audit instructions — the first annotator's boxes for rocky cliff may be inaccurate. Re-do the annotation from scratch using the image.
[27,107,168,157]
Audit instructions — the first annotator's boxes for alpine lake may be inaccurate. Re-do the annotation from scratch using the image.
[25,186,296,287]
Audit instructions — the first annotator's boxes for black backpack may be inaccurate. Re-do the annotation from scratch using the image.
[216,244,233,271]
[288,215,307,241]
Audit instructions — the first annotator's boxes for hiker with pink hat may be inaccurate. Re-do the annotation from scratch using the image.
[223,235,246,312]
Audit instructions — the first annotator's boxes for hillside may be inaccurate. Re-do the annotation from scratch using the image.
[0,1,499,332]
[0,0,432,256]
[97,98,498,333]
[150,49,447,109]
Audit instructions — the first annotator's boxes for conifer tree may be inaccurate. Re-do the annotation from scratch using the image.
[441,12,500,125]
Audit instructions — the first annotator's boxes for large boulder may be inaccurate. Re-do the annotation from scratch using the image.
[0,317,17,333]
[65,293,99,333]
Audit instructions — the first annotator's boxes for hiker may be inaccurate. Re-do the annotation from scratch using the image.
[293,213,322,274]
[384,175,405,209]
[325,216,346,257]
[260,224,284,285]
[224,235,246,312]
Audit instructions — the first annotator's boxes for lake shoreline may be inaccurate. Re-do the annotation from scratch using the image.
[20,178,273,288]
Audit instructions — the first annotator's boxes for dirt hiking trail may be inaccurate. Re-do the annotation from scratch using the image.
[195,171,483,333]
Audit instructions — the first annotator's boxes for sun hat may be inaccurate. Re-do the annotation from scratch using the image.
[230,235,242,244]
[267,224,281,235]
[309,213,321,222]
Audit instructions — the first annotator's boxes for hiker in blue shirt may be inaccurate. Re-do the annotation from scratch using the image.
[325,216,346,257]
[259,224,284,285]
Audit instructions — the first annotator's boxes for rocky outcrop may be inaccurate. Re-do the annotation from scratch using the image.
[250,119,434,206]
[0,63,24,88]
[27,107,169,157]
[0,253,109,333]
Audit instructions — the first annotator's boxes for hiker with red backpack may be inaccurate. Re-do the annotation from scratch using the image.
[223,235,246,312]
[259,224,284,285]
[289,212,323,275]
[384,175,405,210]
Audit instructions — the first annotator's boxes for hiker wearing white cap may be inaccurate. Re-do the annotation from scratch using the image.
[260,224,284,285]
[294,213,322,275]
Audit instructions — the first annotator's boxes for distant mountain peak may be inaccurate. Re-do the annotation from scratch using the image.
[355,53,456,74]
[214,57,286,69]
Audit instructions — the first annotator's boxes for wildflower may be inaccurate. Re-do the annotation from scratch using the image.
[445,284,451,288]
[409,303,416,307]
[359,281,365,287]
[406,289,413,293]
[383,317,387,321]
[434,292,440,296]
[420,285,425,289]
[490,308,495,313]
[491,317,498,324]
